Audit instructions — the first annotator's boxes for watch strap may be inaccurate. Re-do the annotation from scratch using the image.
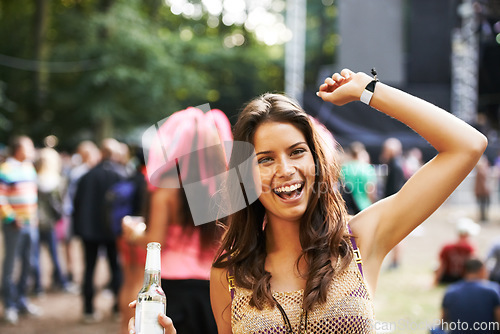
[360,68,379,105]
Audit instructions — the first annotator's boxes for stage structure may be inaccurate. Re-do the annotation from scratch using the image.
[451,0,480,124]
[285,0,306,105]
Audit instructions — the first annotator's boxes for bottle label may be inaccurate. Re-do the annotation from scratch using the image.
[136,301,165,334]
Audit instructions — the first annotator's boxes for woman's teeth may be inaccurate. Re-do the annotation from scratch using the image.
[275,183,301,193]
[273,183,303,199]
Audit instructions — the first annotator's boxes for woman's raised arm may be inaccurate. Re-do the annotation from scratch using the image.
[317,69,487,289]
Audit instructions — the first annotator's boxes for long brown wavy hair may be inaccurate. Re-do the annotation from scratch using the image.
[212,93,353,311]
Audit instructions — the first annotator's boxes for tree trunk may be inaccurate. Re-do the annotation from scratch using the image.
[97,114,114,143]
[33,0,49,123]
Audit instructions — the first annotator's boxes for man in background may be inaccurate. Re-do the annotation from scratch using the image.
[0,135,40,324]
[441,258,500,334]
[62,140,101,284]
[72,138,127,323]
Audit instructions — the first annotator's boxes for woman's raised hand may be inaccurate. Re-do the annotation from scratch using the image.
[317,69,372,106]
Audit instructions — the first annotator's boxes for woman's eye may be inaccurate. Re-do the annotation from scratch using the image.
[291,148,306,156]
[258,157,272,165]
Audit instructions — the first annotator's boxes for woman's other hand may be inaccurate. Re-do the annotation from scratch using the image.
[122,216,146,243]
[127,300,177,334]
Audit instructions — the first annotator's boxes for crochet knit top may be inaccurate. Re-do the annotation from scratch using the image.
[229,236,375,334]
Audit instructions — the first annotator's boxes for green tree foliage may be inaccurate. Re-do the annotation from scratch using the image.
[305,0,339,88]
[0,0,285,149]
[0,0,38,135]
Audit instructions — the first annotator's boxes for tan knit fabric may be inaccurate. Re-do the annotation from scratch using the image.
[231,242,375,333]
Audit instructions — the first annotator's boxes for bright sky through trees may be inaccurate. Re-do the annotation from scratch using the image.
[164,0,292,45]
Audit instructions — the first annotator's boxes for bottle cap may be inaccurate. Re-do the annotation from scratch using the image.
[145,242,161,271]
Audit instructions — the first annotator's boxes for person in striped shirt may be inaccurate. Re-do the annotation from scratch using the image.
[0,135,40,324]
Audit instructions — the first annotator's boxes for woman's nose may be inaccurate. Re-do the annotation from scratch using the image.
[276,158,295,177]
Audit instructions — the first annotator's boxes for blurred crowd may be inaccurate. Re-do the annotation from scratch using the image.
[1,130,500,333]
[0,135,147,329]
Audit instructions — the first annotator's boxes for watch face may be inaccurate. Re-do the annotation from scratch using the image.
[366,80,378,93]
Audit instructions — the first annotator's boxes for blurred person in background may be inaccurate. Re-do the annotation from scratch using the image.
[403,147,423,180]
[116,142,136,176]
[485,238,500,285]
[72,138,127,323]
[380,137,406,197]
[0,135,41,324]
[62,140,101,284]
[380,137,406,269]
[474,155,491,223]
[31,147,70,294]
[111,148,149,334]
[495,149,500,206]
[122,107,232,334]
[341,141,377,215]
[440,258,500,334]
[434,217,479,285]
[0,144,7,163]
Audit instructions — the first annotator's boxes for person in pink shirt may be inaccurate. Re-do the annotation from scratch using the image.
[123,107,232,334]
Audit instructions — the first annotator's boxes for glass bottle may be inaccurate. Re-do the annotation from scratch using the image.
[135,242,166,334]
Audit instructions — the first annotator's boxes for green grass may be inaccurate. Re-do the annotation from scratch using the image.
[374,265,447,333]
[371,202,500,334]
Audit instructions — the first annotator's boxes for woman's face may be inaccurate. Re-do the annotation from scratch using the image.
[253,121,316,225]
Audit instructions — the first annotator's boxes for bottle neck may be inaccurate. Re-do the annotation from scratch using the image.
[143,269,162,287]
[143,242,162,286]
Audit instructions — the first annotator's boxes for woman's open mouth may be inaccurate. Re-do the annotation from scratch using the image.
[273,182,304,200]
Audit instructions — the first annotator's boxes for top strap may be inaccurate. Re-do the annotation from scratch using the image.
[228,269,236,301]
[347,224,364,277]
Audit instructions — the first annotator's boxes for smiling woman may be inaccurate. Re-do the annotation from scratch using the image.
[207,68,487,334]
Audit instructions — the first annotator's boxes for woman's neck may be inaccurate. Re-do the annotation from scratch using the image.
[265,216,302,256]
[264,216,308,291]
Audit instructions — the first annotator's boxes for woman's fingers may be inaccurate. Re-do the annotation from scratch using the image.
[340,68,354,79]
[331,73,346,83]
[158,314,177,334]
[127,301,137,333]
[317,69,372,105]
[128,302,176,334]
[324,77,335,86]
[320,73,349,94]
[128,316,136,334]
[323,75,343,87]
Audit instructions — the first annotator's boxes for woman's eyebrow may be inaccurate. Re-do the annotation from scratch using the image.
[289,142,307,149]
[256,150,272,156]
[256,142,307,156]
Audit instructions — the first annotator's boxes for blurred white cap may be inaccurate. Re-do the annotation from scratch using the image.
[456,217,480,236]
